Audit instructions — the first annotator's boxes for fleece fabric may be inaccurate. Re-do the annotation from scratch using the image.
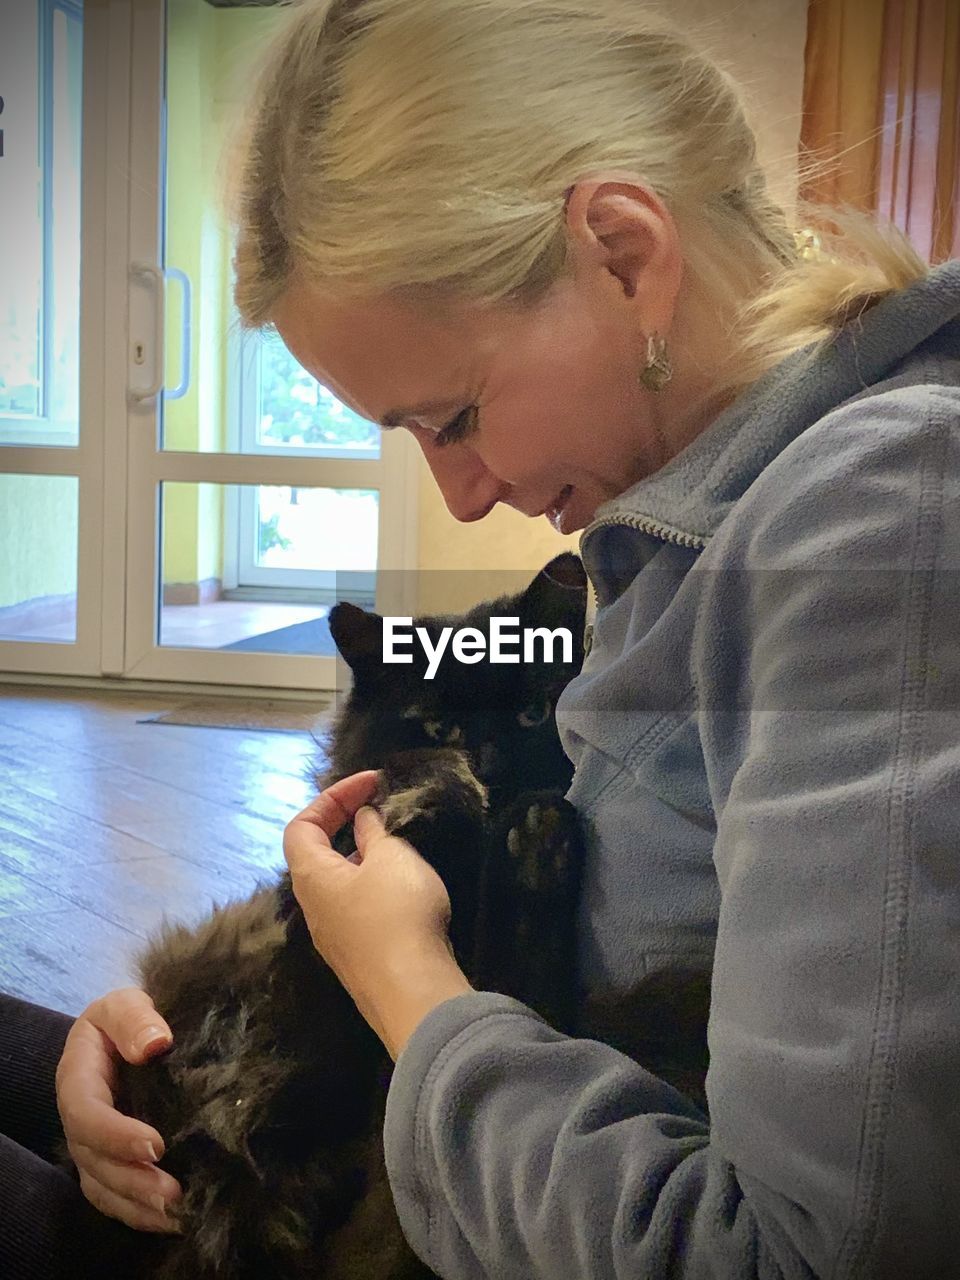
[384,259,960,1279]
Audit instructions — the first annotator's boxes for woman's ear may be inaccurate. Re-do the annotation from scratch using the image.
[565,175,682,322]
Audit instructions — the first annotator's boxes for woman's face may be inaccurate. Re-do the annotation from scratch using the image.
[271,182,687,534]
[272,277,662,535]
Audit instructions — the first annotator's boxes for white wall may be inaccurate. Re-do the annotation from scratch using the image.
[672,0,809,213]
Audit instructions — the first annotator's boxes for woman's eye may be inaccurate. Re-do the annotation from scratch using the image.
[434,406,478,448]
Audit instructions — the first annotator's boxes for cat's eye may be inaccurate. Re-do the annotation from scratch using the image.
[517,697,551,728]
[434,406,478,448]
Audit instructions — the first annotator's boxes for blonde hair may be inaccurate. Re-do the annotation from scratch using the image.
[223,0,929,401]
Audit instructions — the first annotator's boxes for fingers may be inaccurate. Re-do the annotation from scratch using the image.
[298,770,381,835]
[284,770,380,876]
[353,806,424,866]
[77,1167,182,1235]
[75,1140,182,1211]
[87,986,173,1066]
[57,1000,170,1164]
[60,1076,163,1168]
[56,987,185,1233]
[352,804,390,858]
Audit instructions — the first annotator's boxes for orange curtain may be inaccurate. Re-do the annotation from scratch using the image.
[800,0,960,263]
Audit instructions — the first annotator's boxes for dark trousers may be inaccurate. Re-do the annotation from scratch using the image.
[0,992,169,1279]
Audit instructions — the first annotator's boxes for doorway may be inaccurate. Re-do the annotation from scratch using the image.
[0,0,418,693]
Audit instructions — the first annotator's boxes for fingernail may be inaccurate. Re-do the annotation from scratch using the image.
[133,1026,170,1058]
[150,1194,168,1216]
[137,1140,160,1164]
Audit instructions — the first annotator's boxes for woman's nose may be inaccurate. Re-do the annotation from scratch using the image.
[417,434,510,523]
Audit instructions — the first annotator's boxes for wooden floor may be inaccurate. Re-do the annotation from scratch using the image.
[0,685,326,1016]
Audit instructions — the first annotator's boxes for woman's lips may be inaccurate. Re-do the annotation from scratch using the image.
[545,484,574,532]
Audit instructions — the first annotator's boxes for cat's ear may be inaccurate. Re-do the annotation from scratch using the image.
[538,553,588,593]
[519,553,588,626]
[329,602,384,677]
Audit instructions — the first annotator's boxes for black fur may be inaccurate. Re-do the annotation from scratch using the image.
[96,552,709,1278]
[109,554,587,1277]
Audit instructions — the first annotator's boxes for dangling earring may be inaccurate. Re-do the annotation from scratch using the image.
[639,331,672,392]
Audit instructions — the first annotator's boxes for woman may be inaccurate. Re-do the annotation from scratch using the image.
[8,0,960,1275]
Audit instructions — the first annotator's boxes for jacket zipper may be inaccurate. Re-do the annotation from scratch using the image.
[579,512,708,553]
[577,514,708,656]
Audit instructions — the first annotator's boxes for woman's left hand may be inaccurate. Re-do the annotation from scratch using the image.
[283,771,474,1060]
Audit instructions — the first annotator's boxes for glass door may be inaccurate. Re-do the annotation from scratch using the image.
[122,0,418,689]
[0,0,105,676]
[232,330,380,605]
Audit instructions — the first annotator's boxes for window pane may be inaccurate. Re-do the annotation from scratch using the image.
[0,473,78,642]
[0,1,82,447]
[160,0,381,460]
[255,486,378,572]
[48,5,83,439]
[257,332,380,458]
[0,5,43,421]
[159,482,377,653]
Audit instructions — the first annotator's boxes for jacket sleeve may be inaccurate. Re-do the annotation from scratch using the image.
[383,993,783,1278]
[383,386,960,1280]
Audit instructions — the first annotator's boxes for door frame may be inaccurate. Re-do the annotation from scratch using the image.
[119,0,418,691]
[0,0,420,691]
[0,0,118,678]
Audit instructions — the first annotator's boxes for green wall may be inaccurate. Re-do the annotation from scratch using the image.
[162,0,281,591]
[3,1,273,611]
[0,474,77,609]
[163,0,230,587]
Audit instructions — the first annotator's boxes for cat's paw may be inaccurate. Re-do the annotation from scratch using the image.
[473,792,583,1029]
[505,797,577,894]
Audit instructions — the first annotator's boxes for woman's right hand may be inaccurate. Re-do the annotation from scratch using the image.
[55,987,184,1233]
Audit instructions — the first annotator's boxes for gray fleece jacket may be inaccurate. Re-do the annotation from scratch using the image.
[383,258,960,1279]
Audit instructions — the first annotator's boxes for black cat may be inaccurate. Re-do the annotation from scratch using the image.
[111,552,603,1279]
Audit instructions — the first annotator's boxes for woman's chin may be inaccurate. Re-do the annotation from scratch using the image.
[545,485,595,535]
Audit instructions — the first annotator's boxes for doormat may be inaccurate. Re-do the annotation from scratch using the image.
[138,698,332,734]
[219,616,336,656]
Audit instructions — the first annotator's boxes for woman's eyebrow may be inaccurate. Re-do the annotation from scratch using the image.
[378,399,460,428]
